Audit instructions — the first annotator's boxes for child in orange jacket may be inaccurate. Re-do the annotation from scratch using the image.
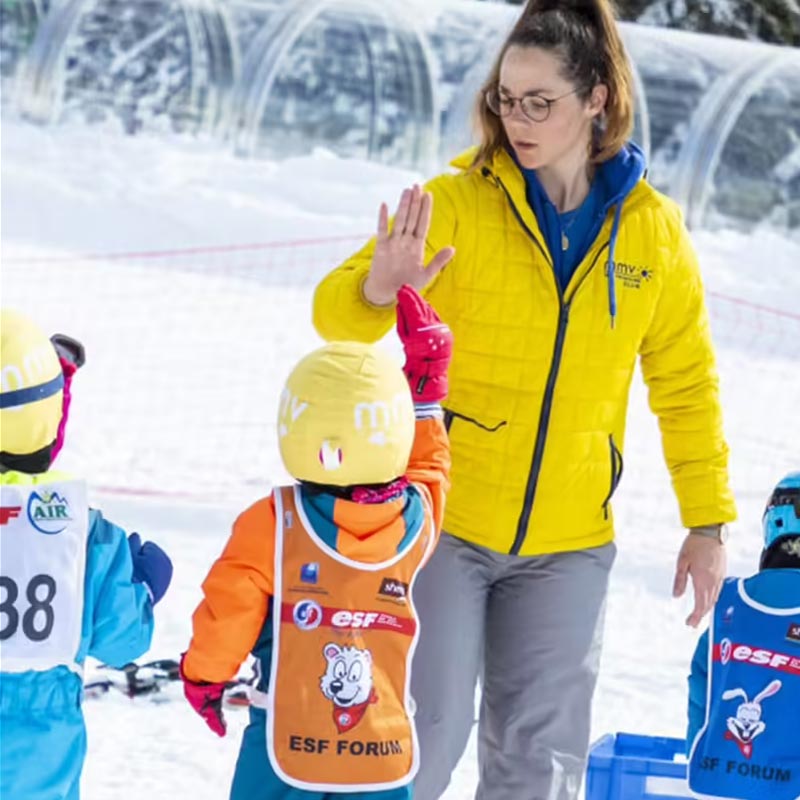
[181,286,452,800]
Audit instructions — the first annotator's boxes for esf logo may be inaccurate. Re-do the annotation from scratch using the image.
[0,506,21,525]
[332,610,380,629]
[720,639,799,670]
[27,490,72,534]
[331,610,403,630]
[720,638,732,665]
[293,599,323,631]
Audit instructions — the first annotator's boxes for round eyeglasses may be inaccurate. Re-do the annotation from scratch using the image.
[485,87,579,123]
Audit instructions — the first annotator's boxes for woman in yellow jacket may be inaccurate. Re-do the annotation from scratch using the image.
[313,1,736,798]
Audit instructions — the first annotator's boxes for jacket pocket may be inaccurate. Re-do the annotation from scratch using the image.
[602,434,624,519]
[443,408,508,435]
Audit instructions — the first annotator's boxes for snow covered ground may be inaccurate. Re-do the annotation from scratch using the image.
[2,118,799,799]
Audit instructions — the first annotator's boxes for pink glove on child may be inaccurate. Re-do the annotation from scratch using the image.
[396,285,453,403]
[180,655,227,737]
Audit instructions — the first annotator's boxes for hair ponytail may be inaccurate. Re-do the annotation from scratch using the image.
[472,0,634,168]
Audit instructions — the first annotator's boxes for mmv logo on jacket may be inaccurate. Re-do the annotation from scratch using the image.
[27,490,72,534]
[607,260,653,290]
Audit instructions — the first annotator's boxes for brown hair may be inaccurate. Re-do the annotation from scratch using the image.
[472,0,634,169]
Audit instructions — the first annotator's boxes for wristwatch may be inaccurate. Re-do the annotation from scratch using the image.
[689,523,729,544]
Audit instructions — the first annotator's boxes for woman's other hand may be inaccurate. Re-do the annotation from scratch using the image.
[672,532,727,628]
[362,184,456,306]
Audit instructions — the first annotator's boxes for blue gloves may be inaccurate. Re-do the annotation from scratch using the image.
[128,533,173,605]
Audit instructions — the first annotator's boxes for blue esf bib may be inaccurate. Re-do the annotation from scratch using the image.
[688,578,800,800]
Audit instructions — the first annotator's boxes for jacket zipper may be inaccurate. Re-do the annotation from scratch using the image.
[491,172,610,555]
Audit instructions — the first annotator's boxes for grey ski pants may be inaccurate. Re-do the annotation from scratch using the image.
[410,533,617,800]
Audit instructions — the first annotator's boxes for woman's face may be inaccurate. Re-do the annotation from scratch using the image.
[498,45,605,171]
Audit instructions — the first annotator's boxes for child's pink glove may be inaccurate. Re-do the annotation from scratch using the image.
[180,655,227,737]
[396,285,453,403]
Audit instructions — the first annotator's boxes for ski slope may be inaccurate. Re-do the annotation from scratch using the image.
[2,118,799,799]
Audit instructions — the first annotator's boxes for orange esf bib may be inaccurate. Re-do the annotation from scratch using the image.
[265,484,434,792]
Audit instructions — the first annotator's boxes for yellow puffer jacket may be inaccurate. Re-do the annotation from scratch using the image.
[312,148,737,556]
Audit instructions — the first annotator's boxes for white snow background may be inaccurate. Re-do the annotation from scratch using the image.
[2,119,799,799]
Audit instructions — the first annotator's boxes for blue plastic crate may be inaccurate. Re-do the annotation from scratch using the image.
[586,732,693,800]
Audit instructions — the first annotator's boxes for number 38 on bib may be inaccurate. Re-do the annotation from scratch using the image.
[0,480,89,673]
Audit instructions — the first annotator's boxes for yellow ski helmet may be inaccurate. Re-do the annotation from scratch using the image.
[278,342,414,486]
[0,309,64,456]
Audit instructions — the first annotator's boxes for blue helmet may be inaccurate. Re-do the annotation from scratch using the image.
[763,471,800,549]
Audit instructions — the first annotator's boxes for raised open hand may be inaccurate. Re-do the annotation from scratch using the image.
[362,184,456,306]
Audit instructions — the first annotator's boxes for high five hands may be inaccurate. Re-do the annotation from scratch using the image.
[362,184,456,307]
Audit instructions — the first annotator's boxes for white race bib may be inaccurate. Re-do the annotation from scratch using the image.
[0,480,89,673]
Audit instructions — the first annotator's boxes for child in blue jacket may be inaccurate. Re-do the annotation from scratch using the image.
[0,309,173,800]
[687,471,800,800]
